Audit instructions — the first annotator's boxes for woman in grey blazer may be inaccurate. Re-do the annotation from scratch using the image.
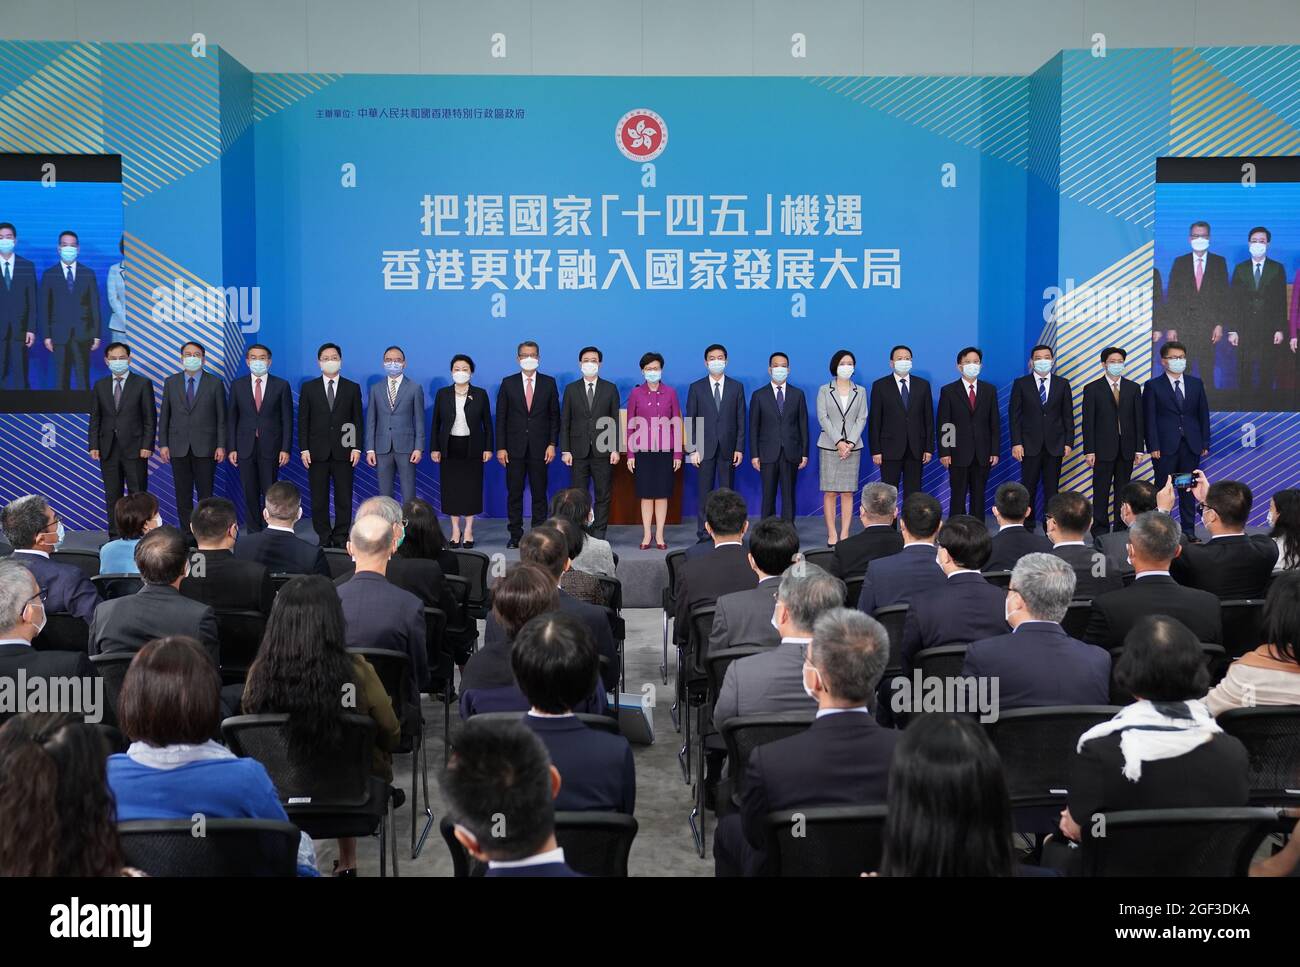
[817,350,867,546]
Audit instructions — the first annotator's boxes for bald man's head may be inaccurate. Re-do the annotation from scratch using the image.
[348,514,396,569]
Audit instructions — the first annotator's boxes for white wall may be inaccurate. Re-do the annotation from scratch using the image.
[2,0,1300,75]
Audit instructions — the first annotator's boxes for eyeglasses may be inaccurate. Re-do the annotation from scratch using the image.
[25,589,47,606]
[43,513,62,530]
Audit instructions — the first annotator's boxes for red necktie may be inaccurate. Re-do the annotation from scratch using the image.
[1194,257,1203,291]
[524,376,534,411]
[968,384,976,412]
[254,377,263,411]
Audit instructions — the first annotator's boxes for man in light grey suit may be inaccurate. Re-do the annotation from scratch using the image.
[709,517,799,653]
[365,345,425,501]
[712,564,844,725]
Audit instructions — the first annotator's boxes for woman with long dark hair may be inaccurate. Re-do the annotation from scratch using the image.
[1269,488,1300,570]
[400,496,459,576]
[879,714,1015,877]
[242,575,400,876]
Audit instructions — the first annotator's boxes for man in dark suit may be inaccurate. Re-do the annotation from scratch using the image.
[714,607,897,876]
[158,340,227,535]
[1009,344,1074,529]
[298,342,363,548]
[88,342,155,538]
[1083,510,1222,649]
[899,515,1007,671]
[984,482,1051,572]
[2,495,101,624]
[868,344,933,499]
[709,516,799,652]
[1144,341,1210,537]
[1082,346,1146,537]
[559,346,620,539]
[227,344,293,533]
[0,222,38,390]
[1230,226,1288,400]
[514,612,635,814]
[89,527,219,666]
[180,497,273,614]
[856,491,945,614]
[1046,491,1123,598]
[830,482,903,579]
[233,482,329,576]
[673,489,757,636]
[37,230,101,389]
[496,340,560,548]
[1165,475,1277,599]
[685,343,746,541]
[364,344,425,502]
[937,346,1000,519]
[336,515,428,704]
[1163,220,1230,385]
[1095,480,1156,577]
[963,552,1110,709]
[749,352,808,522]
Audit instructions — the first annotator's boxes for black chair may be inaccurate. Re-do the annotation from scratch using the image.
[872,603,909,675]
[1061,600,1092,639]
[799,548,836,573]
[214,609,266,685]
[843,575,864,610]
[443,574,472,637]
[471,710,622,735]
[118,818,300,877]
[451,549,491,619]
[1079,807,1282,877]
[422,606,454,764]
[322,547,353,578]
[269,572,294,595]
[596,575,623,612]
[32,612,89,653]
[89,651,135,723]
[1109,642,1226,704]
[913,644,968,682]
[0,540,11,557]
[222,712,397,876]
[763,805,888,876]
[440,812,638,877]
[662,548,687,685]
[982,570,1013,589]
[51,547,101,578]
[1220,599,1266,659]
[1218,706,1300,806]
[719,712,817,808]
[91,573,143,600]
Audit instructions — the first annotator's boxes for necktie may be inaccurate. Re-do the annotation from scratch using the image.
[1112,381,1122,433]
[65,265,74,292]
[1111,380,1120,406]
[524,376,534,411]
[1038,377,1047,406]
[776,385,784,414]
[327,379,335,410]
[253,377,263,412]
[388,379,398,410]
[1254,262,1262,287]
[1194,257,1203,290]
[899,378,909,409]
[186,376,195,406]
[113,377,123,410]
[713,380,722,412]
[2,261,9,288]
[968,384,977,412]
[1174,379,1184,410]
[587,381,595,410]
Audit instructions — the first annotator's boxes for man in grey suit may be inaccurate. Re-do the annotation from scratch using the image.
[712,564,844,724]
[365,345,425,502]
[709,517,799,653]
[158,340,227,535]
[89,527,219,667]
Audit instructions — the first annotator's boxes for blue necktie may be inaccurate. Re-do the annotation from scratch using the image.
[1038,377,1047,406]
[1174,378,1185,410]
[776,385,784,415]
[186,376,196,406]
[899,378,909,409]
[2,261,9,288]
[65,265,74,292]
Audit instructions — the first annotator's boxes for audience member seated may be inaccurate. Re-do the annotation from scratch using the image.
[1268,488,1300,571]
[242,574,400,877]
[336,515,427,706]
[106,636,318,876]
[983,482,1051,572]
[714,608,897,876]
[1094,480,1156,576]
[440,718,581,877]
[1205,569,1300,714]
[1084,510,1222,649]
[180,497,274,614]
[233,482,329,576]
[1057,615,1249,855]
[0,561,95,725]
[549,488,616,578]
[856,491,945,614]
[398,497,460,577]
[900,514,1006,671]
[713,564,844,724]
[709,516,799,652]
[674,488,757,632]
[829,482,903,578]
[0,712,139,876]
[89,528,219,666]
[962,553,1110,709]
[2,495,100,623]
[514,611,635,813]
[877,714,1022,877]
[462,564,606,718]
[1164,474,1277,598]
[98,492,161,575]
[549,516,605,605]
[1046,491,1123,597]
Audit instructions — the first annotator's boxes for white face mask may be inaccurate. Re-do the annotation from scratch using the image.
[836,364,854,380]
[580,361,599,378]
[893,358,912,376]
[27,597,47,636]
[801,662,817,700]
[1268,511,1277,528]
[962,363,981,380]
[707,359,726,375]
[1004,591,1018,624]
[1190,237,1210,252]
[1250,241,1267,258]
[150,515,163,530]
[452,370,471,385]
[519,357,539,372]
[320,359,341,376]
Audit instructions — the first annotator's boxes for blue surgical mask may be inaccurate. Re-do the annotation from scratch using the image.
[248,359,269,376]
[182,355,202,372]
[59,245,78,263]
[962,363,981,380]
[1168,358,1188,375]
[54,521,66,548]
[707,359,726,375]
[108,358,129,375]
[1106,362,1125,378]
[383,361,404,377]
[644,369,662,384]
[771,367,789,383]
[0,239,14,255]
[893,359,912,376]
[1032,358,1053,375]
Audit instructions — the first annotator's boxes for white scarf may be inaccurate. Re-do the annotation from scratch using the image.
[1076,699,1222,782]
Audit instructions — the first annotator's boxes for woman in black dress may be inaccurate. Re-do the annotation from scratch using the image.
[431,354,493,548]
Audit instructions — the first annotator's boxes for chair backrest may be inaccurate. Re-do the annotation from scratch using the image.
[222,712,376,808]
[799,548,836,573]
[1079,807,1282,876]
[689,605,716,677]
[596,576,623,612]
[91,573,144,600]
[471,710,621,735]
[1218,706,1300,804]
[555,811,638,877]
[1108,643,1224,705]
[269,572,294,595]
[1220,599,1266,659]
[719,712,817,785]
[32,612,89,653]
[764,805,887,876]
[214,609,267,681]
[452,550,492,617]
[982,570,1013,589]
[705,645,767,703]
[843,575,864,611]
[664,549,688,611]
[51,548,101,578]
[423,606,451,686]
[89,651,136,722]
[322,547,353,578]
[347,647,414,720]
[982,706,1122,808]
[118,818,300,877]
[872,604,910,674]
[1061,600,1092,639]
[913,644,968,683]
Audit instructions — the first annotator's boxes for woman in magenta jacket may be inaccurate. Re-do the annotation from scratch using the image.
[625,351,683,549]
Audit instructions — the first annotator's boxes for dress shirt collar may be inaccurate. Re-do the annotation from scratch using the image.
[0,253,13,265]
[322,374,338,388]
[1053,540,1087,547]
[712,540,743,548]
[770,382,786,394]
[388,373,403,390]
[527,709,576,719]
[488,847,566,871]
[709,374,725,388]
[816,706,870,719]
[1166,372,1184,390]
[961,377,978,391]
[902,540,934,550]
[1210,532,1246,540]
[1135,569,1171,579]
[999,523,1026,532]
[946,568,978,578]
[13,548,49,559]
[1013,620,1063,634]
[251,373,266,387]
[780,636,813,646]
[266,524,297,534]
[0,638,32,647]
[63,261,77,276]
